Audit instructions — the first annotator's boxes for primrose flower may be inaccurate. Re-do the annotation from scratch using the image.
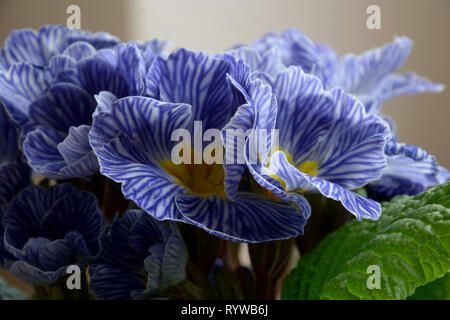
[0,102,31,269]
[242,29,447,199]
[20,41,150,179]
[0,25,120,125]
[90,210,187,300]
[243,66,390,220]
[0,24,119,72]
[89,48,308,242]
[2,183,102,285]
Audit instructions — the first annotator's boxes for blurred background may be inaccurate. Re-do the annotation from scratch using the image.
[0,0,449,292]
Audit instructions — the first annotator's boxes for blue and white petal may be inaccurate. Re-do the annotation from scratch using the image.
[369,142,440,199]
[226,46,286,79]
[146,49,234,131]
[26,83,96,134]
[267,151,382,220]
[370,72,444,108]
[2,25,66,68]
[0,63,52,125]
[61,41,97,60]
[268,67,335,163]
[299,89,389,189]
[327,36,413,95]
[89,97,192,220]
[175,193,307,242]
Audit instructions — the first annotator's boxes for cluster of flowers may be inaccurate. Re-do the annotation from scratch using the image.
[0,25,448,299]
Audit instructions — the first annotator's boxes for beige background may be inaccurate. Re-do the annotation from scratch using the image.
[0,0,449,294]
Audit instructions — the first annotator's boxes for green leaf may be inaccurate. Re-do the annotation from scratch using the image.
[408,272,450,300]
[282,182,450,300]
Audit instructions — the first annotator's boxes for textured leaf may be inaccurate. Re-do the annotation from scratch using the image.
[408,272,450,300]
[282,182,450,300]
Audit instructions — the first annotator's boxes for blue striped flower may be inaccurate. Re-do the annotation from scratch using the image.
[0,102,31,269]
[0,26,166,127]
[242,29,448,199]
[2,183,102,285]
[243,66,390,220]
[90,210,187,300]
[244,29,444,113]
[0,25,119,72]
[0,25,119,126]
[89,48,308,242]
[19,41,152,179]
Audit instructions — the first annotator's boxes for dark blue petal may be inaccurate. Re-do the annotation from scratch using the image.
[40,192,102,254]
[129,213,171,256]
[96,210,145,270]
[23,126,67,179]
[0,102,20,162]
[4,186,47,257]
[38,231,92,271]
[90,264,145,300]
[0,162,31,205]
[9,260,67,286]
[27,83,96,133]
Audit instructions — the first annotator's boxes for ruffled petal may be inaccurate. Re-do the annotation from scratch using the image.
[146,49,234,130]
[96,210,145,270]
[268,67,335,161]
[40,192,102,254]
[226,46,285,79]
[3,186,48,257]
[301,89,389,189]
[90,96,192,164]
[269,151,381,220]
[0,101,20,162]
[0,63,52,125]
[93,134,187,221]
[9,260,67,286]
[176,193,307,242]
[90,264,145,300]
[369,142,440,199]
[3,25,66,68]
[0,162,31,205]
[23,126,67,179]
[27,83,96,133]
[61,41,96,60]
[328,36,413,95]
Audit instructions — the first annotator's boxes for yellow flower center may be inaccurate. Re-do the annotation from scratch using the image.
[268,148,319,191]
[160,159,226,199]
